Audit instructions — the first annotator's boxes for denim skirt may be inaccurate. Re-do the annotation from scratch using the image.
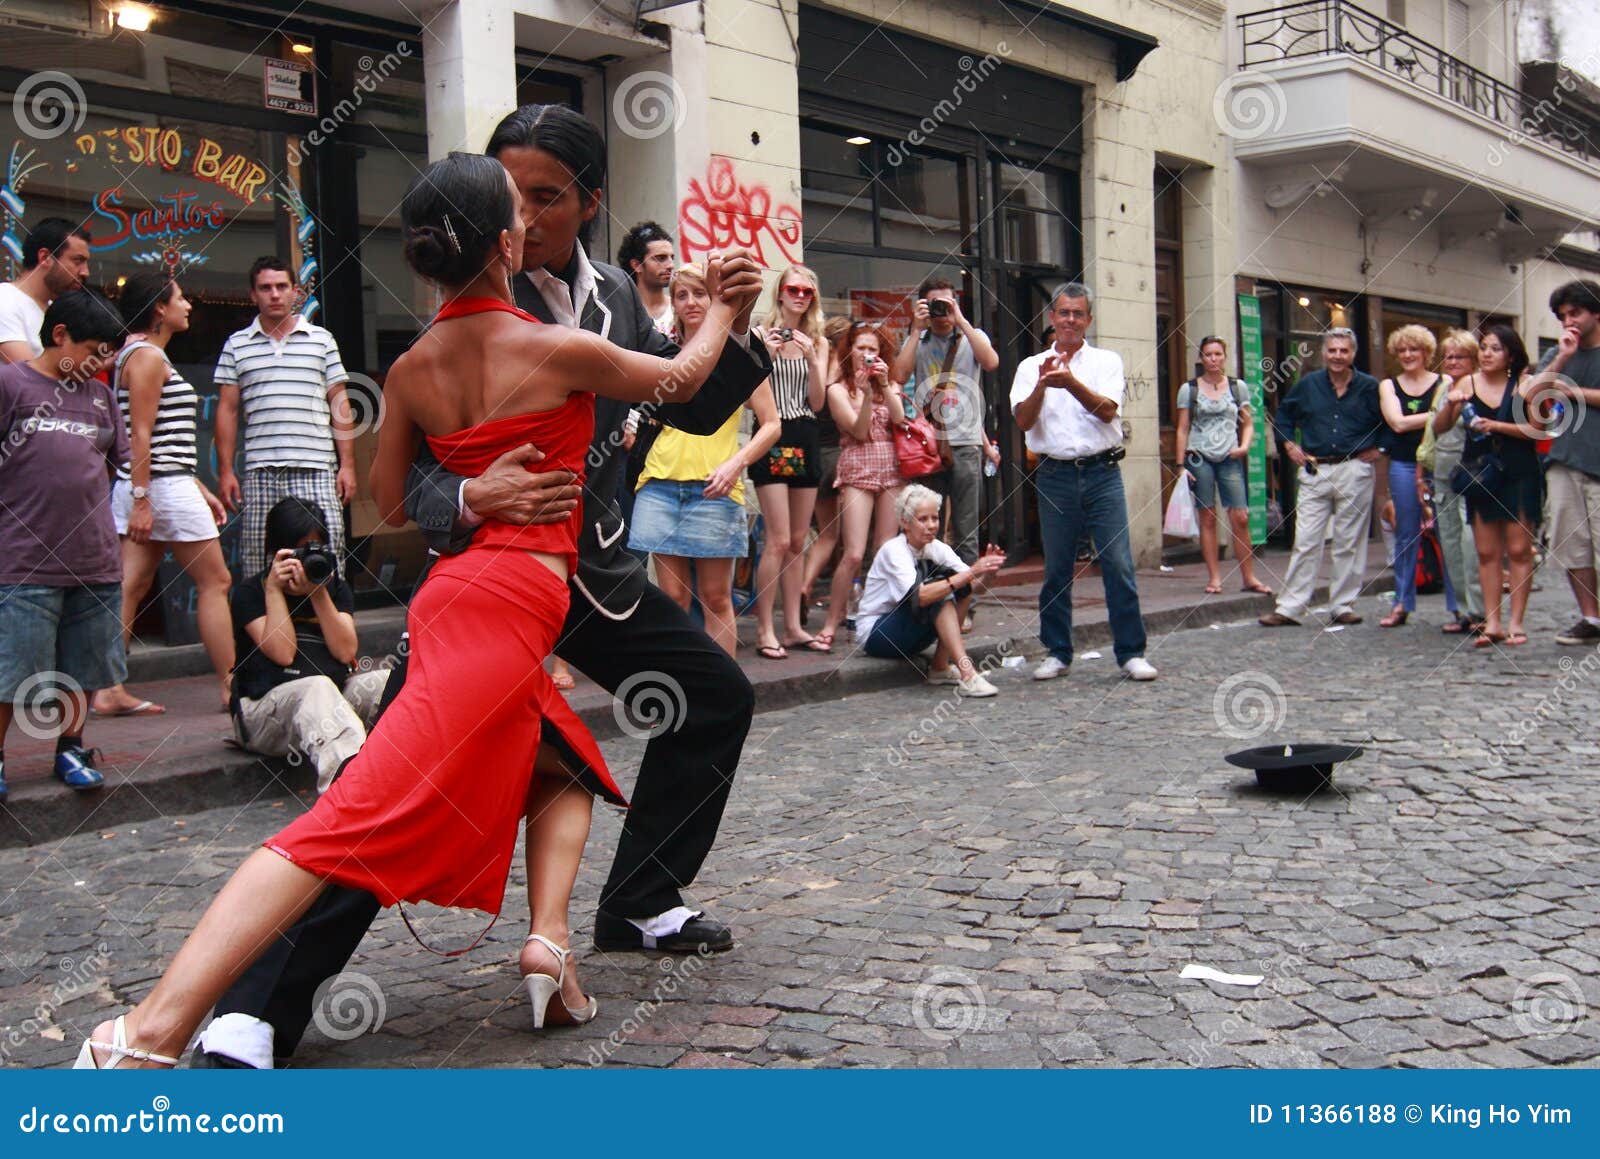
[628,479,749,558]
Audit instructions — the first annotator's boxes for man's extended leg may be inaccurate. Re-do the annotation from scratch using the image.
[556,582,753,948]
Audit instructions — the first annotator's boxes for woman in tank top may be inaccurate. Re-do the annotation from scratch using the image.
[1377,325,1446,628]
[92,270,234,717]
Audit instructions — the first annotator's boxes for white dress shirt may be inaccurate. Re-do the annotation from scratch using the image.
[1009,340,1125,460]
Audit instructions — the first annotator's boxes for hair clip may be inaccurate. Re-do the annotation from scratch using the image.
[441,215,461,254]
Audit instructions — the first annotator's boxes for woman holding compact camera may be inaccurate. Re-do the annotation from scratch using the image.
[816,321,906,649]
[752,264,830,656]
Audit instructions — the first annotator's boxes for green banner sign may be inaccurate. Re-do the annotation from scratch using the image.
[1237,293,1268,545]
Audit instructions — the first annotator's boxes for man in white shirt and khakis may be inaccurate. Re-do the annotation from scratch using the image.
[1010,282,1157,682]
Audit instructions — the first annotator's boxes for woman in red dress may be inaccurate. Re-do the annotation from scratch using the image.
[76,152,738,1068]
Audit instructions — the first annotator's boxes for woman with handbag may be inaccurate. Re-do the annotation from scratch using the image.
[1377,325,1446,628]
[751,264,829,657]
[1419,330,1484,634]
[816,322,906,649]
[855,483,1006,697]
[1173,335,1269,597]
[1435,323,1544,647]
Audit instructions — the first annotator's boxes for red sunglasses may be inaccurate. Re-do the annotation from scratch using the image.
[782,285,816,298]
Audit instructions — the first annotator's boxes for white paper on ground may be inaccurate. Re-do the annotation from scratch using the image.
[1081,650,1103,660]
[1323,625,1346,633]
[1180,963,1264,987]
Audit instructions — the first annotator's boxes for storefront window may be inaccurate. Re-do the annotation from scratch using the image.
[997,162,1067,268]
[801,121,976,254]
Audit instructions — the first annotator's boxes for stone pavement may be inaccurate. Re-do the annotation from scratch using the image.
[0,545,1380,847]
[2,580,1597,1069]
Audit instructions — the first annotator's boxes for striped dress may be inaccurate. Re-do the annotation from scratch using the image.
[115,340,199,479]
[768,355,815,421]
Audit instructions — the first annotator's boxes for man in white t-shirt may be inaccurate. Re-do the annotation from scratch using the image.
[1010,282,1157,683]
[0,218,92,362]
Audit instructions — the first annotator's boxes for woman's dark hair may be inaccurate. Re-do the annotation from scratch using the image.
[617,221,672,275]
[263,496,330,558]
[1198,335,1227,353]
[119,269,178,332]
[1480,322,1530,384]
[401,152,516,285]
[39,287,122,348]
[1549,279,1600,317]
[485,103,605,199]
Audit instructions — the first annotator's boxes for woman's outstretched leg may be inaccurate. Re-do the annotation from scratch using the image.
[85,850,327,1066]
[521,746,595,1017]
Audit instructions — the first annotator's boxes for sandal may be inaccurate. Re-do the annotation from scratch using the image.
[1379,609,1409,628]
[757,644,788,660]
[551,672,576,692]
[1474,631,1507,649]
[1241,581,1275,596]
[1203,584,1223,595]
[74,1014,178,1069]
[812,630,835,649]
[791,636,831,653]
[521,934,598,1029]
[1441,618,1468,634]
[1504,630,1529,646]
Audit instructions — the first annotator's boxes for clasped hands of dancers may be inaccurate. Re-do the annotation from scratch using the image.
[77,135,765,1068]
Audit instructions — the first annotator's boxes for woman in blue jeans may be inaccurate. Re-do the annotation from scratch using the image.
[857,484,1005,697]
[1174,336,1270,596]
[1378,325,1445,627]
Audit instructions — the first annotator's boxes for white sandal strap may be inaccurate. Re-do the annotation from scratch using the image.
[92,1015,179,1068]
[522,934,570,984]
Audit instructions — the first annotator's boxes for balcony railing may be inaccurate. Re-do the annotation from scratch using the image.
[1239,0,1600,164]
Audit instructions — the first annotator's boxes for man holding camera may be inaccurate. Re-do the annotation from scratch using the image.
[229,497,388,793]
[1010,283,1157,682]
[893,275,1001,565]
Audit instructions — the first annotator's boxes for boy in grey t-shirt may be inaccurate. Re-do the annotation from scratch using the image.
[1537,279,1600,646]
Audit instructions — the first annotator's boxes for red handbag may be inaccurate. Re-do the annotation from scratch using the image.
[894,416,945,479]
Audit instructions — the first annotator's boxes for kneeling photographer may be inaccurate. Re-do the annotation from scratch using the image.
[229,497,388,791]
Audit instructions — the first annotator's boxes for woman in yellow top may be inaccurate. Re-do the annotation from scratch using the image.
[628,263,781,656]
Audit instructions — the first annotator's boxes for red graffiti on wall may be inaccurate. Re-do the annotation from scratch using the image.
[678,157,801,267]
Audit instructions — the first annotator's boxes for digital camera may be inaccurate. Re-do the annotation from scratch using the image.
[928,299,951,318]
[294,543,336,585]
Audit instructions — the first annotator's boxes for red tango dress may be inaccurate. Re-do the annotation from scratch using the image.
[266,296,626,916]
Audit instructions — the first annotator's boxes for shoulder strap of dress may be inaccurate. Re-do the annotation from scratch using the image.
[432,295,541,326]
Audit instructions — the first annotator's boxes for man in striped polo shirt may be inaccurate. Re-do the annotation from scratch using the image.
[214,257,355,577]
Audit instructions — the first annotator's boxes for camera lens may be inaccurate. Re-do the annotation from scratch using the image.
[297,546,334,584]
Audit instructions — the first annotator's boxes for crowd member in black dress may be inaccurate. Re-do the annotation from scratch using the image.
[1435,323,1544,647]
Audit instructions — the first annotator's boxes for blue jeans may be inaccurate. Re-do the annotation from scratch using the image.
[1389,460,1425,612]
[1035,459,1147,666]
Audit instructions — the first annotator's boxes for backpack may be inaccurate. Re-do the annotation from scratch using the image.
[1415,526,1445,595]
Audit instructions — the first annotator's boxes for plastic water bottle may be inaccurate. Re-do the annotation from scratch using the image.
[983,456,998,478]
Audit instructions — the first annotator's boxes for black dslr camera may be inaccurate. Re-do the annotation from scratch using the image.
[294,542,336,585]
[928,298,951,318]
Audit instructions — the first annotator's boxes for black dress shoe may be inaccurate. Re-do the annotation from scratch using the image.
[593,910,734,954]
[189,1048,258,1069]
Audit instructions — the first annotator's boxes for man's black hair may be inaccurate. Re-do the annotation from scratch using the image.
[22,217,90,270]
[263,496,330,559]
[618,221,673,277]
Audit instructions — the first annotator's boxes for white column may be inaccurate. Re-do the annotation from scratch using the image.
[422,0,519,160]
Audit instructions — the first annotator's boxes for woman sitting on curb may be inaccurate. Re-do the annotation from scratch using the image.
[855,483,1005,698]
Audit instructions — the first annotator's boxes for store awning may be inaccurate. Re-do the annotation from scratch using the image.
[997,1,1160,82]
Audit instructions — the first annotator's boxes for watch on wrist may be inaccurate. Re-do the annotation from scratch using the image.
[131,485,150,501]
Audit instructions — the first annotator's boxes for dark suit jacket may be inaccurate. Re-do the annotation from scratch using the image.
[405,253,772,617]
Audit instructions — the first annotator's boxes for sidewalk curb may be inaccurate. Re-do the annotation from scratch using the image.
[1,575,1384,849]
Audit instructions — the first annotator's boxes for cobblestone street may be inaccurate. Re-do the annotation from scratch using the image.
[3,589,1598,1070]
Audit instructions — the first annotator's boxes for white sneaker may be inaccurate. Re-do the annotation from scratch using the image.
[1032,656,1069,681]
[926,666,961,686]
[1121,657,1158,681]
[957,673,999,698]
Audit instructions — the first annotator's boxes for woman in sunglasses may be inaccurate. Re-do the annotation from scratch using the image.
[751,264,830,656]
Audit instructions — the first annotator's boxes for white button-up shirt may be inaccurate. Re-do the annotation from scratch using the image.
[1009,340,1125,460]
[524,245,603,327]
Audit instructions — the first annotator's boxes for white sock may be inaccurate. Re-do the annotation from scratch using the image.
[627,906,700,939]
[197,1012,275,1069]
[1584,616,1600,627]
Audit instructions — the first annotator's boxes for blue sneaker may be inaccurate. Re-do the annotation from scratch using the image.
[53,746,106,791]
[0,759,8,803]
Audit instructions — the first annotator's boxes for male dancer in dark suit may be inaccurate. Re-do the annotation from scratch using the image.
[194,104,771,1068]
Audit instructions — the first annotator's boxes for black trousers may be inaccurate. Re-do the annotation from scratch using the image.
[213,580,753,1059]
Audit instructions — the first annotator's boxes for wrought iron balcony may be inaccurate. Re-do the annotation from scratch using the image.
[1239,0,1600,165]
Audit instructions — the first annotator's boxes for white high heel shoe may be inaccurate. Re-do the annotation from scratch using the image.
[73,1015,178,1069]
[522,934,598,1030]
